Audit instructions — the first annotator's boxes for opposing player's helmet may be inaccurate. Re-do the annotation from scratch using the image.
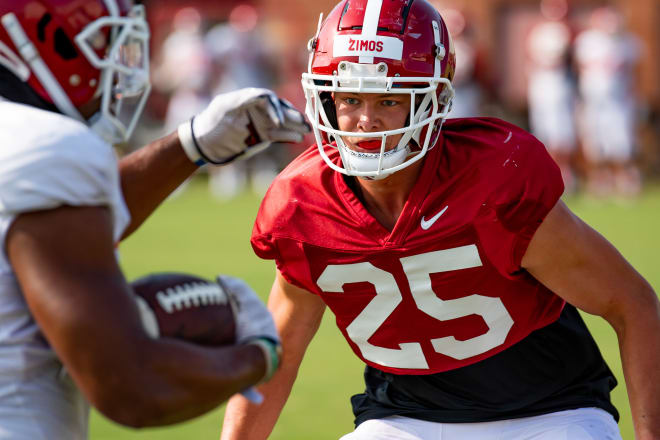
[0,0,150,144]
[302,0,455,179]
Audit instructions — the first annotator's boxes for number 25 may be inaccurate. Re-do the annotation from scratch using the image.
[316,245,514,369]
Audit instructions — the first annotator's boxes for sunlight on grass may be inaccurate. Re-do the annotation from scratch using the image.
[90,179,660,439]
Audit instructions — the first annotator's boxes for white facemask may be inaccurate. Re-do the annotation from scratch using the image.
[302,61,453,179]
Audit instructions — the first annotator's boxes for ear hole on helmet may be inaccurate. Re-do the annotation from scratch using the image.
[54,28,78,60]
[36,13,51,42]
[320,91,339,129]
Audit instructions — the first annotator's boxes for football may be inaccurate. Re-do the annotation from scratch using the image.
[131,272,236,346]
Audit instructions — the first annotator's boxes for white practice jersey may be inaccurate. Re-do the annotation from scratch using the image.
[0,101,130,439]
[574,29,640,160]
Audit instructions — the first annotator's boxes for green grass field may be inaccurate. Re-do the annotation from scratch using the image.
[90,178,660,440]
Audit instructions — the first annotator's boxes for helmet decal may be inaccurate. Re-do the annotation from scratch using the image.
[343,0,402,63]
[333,35,403,61]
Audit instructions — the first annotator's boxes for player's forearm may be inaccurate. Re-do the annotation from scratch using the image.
[90,340,266,428]
[611,286,660,440]
[119,131,198,239]
[221,363,300,440]
[221,273,325,438]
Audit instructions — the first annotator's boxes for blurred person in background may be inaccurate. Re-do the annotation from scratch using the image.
[220,0,660,439]
[274,48,317,160]
[0,0,310,437]
[153,7,212,135]
[441,8,483,119]
[574,5,642,197]
[526,0,578,194]
[204,4,284,199]
[151,7,211,196]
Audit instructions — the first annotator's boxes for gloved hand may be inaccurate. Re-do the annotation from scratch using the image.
[178,88,310,166]
[217,275,281,404]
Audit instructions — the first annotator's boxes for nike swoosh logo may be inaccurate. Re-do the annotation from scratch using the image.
[420,205,448,230]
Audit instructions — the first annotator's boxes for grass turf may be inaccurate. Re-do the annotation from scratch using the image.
[89,178,660,439]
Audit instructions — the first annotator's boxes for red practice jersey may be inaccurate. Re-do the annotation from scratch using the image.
[252,117,565,375]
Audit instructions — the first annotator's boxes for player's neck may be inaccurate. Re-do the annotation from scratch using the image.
[352,158,424,231]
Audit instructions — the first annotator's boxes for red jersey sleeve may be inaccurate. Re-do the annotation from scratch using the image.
[251,199,302,287]
[250,147,325,291]
[251,148,308,263]
[475,128,564,277]
[251,213,278,260]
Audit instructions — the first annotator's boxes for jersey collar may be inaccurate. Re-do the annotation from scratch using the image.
[334,134,445,246]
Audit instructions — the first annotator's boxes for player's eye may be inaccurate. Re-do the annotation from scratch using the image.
[381,99,399,107]
[343,97,360,105]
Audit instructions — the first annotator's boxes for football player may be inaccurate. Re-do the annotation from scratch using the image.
[220,0,660,439]
[0,0,308,438]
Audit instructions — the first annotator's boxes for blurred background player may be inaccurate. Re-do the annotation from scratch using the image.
[574,5,643,197]
[0,0,309,438]
[154,7,212,136]
[220,0,660,439]
[441,7,484,119]
[151,6,210,197]
[151,4,287,200]
[526,0,578,193]
[203,5,283,199]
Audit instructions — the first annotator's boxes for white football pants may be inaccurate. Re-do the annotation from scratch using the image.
[340,408,621,440]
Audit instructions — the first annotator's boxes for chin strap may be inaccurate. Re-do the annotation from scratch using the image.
[336,137,411,180]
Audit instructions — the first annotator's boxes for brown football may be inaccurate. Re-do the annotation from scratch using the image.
[131,273,236,346]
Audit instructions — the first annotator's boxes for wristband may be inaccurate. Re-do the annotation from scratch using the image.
[245,337,281,383]
[240,387,264,404]
[177,118,206,166]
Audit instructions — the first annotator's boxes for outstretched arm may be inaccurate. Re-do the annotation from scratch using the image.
[6,205,269,427]
[522,200,660,440]
[220,270,326,440]
[119,88,309,238]
[119,131,197,238]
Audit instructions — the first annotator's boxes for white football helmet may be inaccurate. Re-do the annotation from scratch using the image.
[302,0,455,179]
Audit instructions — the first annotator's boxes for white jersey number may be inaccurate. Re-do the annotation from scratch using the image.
[316,245,514,369]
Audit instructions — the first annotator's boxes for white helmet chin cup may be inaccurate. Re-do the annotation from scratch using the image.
[336,138,411,180]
